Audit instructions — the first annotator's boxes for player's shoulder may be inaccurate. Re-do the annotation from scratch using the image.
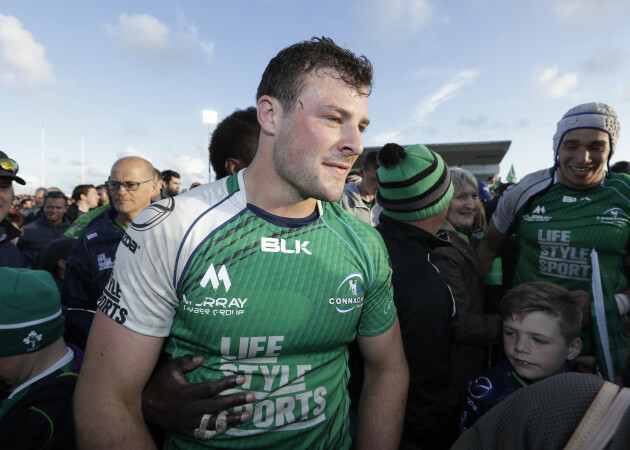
[324,202,383,241]
[599,173,630,208]
[605,172,630,192]
[502,168,553,201]
[129,178,236,235]
[497,168,554,218]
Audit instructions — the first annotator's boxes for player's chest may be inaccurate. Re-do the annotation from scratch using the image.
[518,189,630,250]
[174,224,369,348]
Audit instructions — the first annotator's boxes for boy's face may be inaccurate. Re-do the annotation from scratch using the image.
[503,311,581,381]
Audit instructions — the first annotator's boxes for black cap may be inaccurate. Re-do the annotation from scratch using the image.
[0,151,25,185]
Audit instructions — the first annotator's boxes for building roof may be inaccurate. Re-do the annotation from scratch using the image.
[357,140,511,180]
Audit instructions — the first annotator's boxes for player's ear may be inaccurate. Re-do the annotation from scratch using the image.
[565,337,582,360]
[257,95,283,136]
[225,158,244,176]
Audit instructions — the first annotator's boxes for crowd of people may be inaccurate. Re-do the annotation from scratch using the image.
[1,36,630,449]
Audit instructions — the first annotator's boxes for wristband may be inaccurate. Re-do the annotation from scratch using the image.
[614,293,630,315]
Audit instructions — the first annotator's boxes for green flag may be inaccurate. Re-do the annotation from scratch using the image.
[506,164,517,183]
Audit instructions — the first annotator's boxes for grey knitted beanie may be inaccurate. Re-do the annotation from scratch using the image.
[553,102,620,164]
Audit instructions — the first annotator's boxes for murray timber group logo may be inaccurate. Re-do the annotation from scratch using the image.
[329,272,365,313]
[201,264,231,292]
[596,207,628,225]
[522,204,551,222]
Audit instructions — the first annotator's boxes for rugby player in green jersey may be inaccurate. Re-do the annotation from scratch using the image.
[75,37,408,449]
[477,103,630,384]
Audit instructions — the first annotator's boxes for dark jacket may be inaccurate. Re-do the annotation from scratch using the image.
[65,204,80,223]
[459,359,530,433]
[0,346,83,449]
[18,215,71,259]
[431,220,501,408]
[62,207,124,347]
[0,220,28,268]
[376,214,456,448]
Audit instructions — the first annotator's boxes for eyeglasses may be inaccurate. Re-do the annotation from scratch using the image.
[0,157,19,175]
[106,179,153,192]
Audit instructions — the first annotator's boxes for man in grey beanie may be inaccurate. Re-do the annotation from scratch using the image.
[477,102,630,385]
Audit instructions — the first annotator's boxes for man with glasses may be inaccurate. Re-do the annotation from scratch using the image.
[62,156,158,347]
[18,190,71,265]
[0,150,28,268]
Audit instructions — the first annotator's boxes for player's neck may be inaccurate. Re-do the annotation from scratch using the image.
[242,165,318,219]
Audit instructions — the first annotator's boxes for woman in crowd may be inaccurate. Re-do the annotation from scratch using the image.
[431,168,502,420]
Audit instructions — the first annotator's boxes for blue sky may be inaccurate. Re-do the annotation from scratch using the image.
[2,0,629,195]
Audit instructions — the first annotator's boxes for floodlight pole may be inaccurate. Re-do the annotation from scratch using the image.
[41,123,46,187]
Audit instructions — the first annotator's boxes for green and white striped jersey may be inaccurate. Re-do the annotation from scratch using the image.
[100,171,396,449]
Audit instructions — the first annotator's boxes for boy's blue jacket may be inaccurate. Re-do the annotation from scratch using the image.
[460,359,531,433]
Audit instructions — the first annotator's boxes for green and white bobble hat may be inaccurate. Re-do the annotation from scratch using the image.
[0,268,65,357]
[553,102,620,164]
[376,143,453,222]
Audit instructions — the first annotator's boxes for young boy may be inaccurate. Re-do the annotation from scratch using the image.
[460,281,582,432]
[0,268,83,448]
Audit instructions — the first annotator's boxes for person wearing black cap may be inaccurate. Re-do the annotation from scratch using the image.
[0,151,28,268]
[373,142,458,448]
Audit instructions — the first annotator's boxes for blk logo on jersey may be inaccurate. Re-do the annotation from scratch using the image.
[260,237,312,255]
[329,273,365,313]
[201,264,232,292]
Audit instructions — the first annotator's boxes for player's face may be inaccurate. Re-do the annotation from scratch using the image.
[44,197,68,225]
[0,179,12,222]
[273,72,370,203]
[359,167,379,196]
[110,162,156,221]
[446,183,478,229]
[86,187,100,209]
[503,311,580,381]
[557,128,610,190]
